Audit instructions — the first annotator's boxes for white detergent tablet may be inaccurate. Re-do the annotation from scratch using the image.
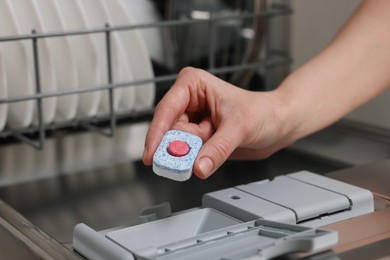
[153,130,202,181]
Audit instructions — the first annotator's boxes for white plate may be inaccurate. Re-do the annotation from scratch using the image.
[0,0,34,128]
[76,0,136,115]
[34,0,80,122]
[54,0,101,118]
[101,0,155,111]
[0,46,8,131]
[10,0,58,125]
[121,0,170,67]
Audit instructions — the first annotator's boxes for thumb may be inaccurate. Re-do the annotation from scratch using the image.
[193,126,242,179]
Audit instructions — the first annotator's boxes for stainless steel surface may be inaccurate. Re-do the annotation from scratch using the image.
[333,119,390,145]
[338,237,390,260]
[0,149,338,244]
[0,199,76,259]
[324,160,390,258]
[0,153,389,259]
[327,159,390,200]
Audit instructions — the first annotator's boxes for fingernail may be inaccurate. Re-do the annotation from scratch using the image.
[198,157,214,178]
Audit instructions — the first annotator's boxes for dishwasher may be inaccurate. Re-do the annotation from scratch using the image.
[0,1,389,259]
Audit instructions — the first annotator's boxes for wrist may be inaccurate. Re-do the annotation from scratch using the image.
[268,80,303,146]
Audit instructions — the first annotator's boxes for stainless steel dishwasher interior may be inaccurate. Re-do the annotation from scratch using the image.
[0,0,302,250]
[0,149,341,245]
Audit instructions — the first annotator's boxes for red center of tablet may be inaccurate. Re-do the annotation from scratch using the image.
[167,140,190,157]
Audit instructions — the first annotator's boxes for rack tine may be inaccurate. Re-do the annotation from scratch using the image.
[0,5,294,147]
[82,23,116,138]
[15,30,44,149]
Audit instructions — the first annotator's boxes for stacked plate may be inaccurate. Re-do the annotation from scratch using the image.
[0,0,156,131]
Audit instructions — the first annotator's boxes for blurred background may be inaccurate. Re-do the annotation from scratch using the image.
[0,0,388,257]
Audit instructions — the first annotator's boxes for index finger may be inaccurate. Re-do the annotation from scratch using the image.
[143,81,190,165]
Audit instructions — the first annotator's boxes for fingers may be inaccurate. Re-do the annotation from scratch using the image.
[143,67,252,179]
[143,83,190,165]
[143,67,205,165]
[193,122,243,179]
[172,116,215,142]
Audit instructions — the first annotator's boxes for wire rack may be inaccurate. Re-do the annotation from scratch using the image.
[0,3,292,149]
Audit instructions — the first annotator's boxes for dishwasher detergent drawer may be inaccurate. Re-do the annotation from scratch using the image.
[73,171,374,260]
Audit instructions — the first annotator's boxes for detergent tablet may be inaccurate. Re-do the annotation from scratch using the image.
[153,130,202,181]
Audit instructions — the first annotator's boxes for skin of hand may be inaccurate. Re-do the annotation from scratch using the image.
[143,0,390,179]
[143,67,295,179]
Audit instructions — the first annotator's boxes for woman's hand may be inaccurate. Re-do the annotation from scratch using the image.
[144,1,390,180]
[143,67,294,179]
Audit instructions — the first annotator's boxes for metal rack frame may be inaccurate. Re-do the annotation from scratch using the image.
[0,3,292,149]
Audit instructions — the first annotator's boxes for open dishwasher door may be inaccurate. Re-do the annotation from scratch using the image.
[73,171,374,260]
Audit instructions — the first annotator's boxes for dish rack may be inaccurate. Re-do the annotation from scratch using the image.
[0,2,292,149]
